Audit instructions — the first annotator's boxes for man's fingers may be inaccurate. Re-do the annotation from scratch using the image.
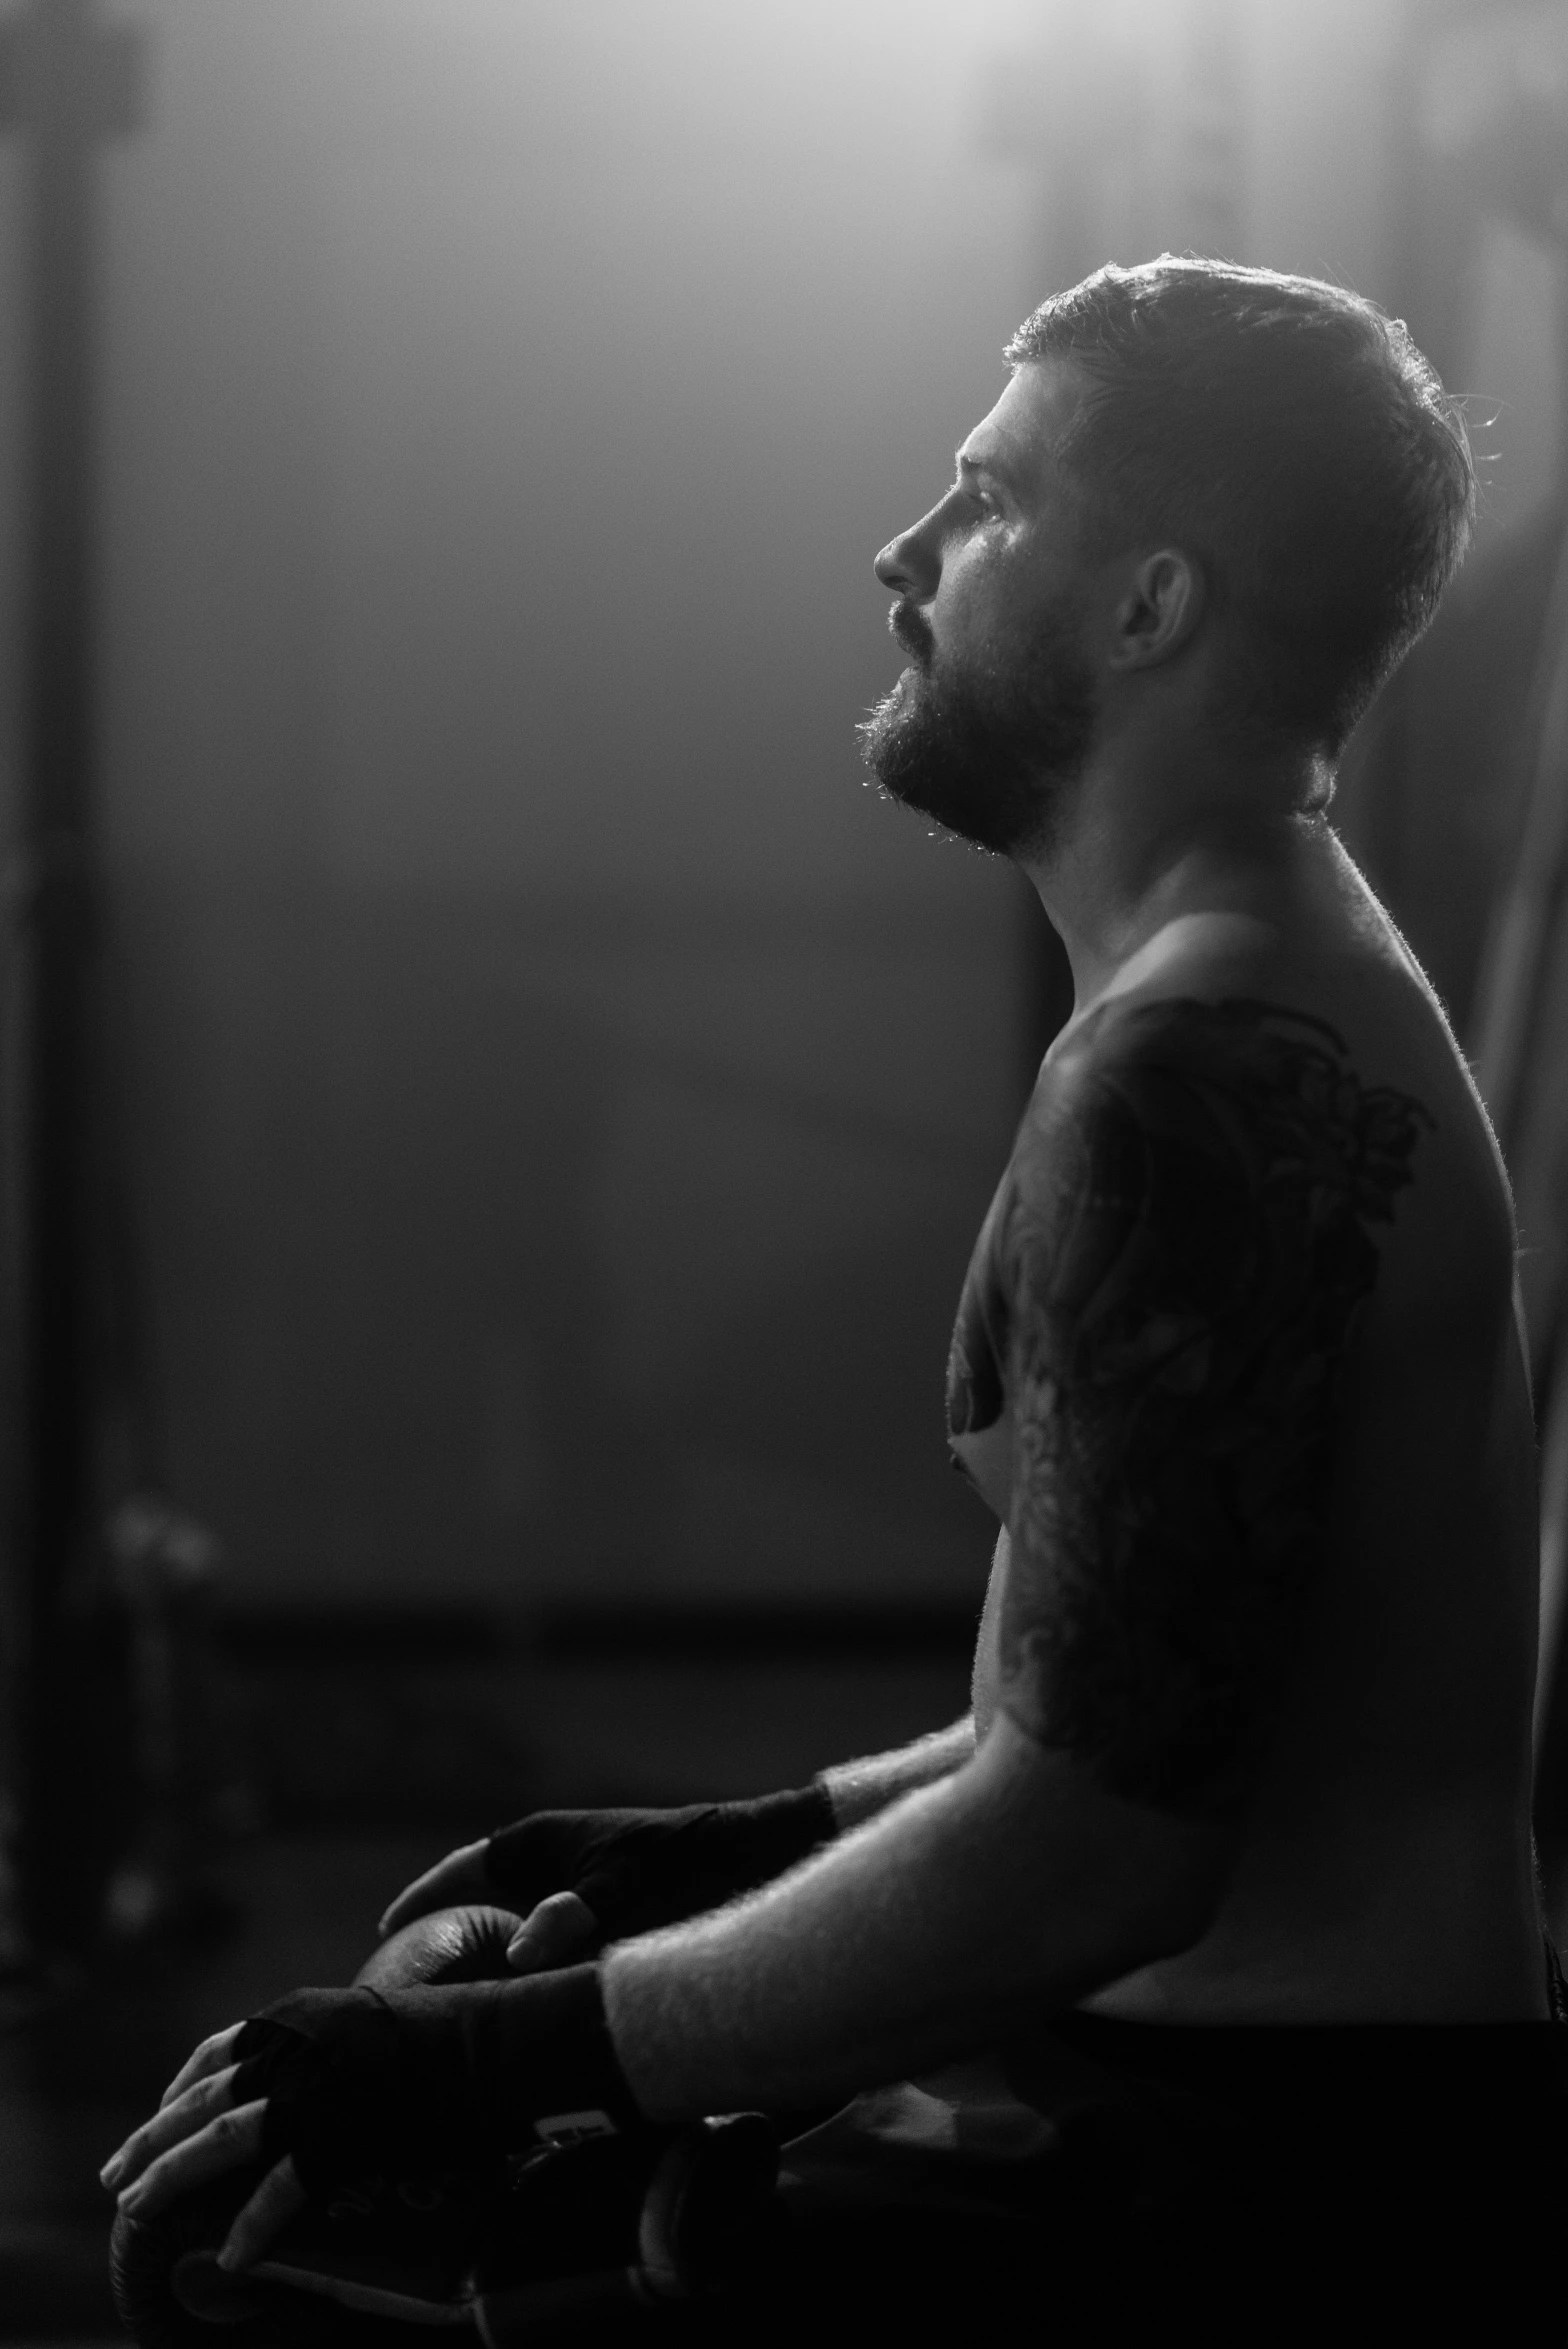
[219,2154,307,2272]
[103,2065,241,2193]
[116,2097,269,2223]
[505,1889,600,1975]
[377,1841,490,1939]
[158,2022,246,2110]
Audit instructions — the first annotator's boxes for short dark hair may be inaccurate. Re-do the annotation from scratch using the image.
[1005,256,1475,757]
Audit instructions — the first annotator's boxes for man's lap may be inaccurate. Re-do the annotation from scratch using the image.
[697,2014,1568,2343]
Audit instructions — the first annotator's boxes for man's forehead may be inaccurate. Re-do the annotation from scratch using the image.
[957,357,1086,500]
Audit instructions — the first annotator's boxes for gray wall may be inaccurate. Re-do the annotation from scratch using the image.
[5,0,1056,1611]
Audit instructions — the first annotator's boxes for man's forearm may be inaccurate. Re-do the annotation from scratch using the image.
[603,1714,1223,2123]
[816,1715,975,1830]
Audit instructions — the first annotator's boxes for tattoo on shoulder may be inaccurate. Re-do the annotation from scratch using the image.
[953,995,1432,1815]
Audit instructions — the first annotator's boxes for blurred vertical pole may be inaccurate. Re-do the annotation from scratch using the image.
[1353,9,1480,911]
[0,0,140,1949]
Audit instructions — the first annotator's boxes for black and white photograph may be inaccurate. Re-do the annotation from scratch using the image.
[0,3,1566,2341]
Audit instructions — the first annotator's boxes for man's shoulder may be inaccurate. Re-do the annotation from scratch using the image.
[1022,954,1430,1201]
[1012,916,1512,1327]
[1029,904,1470,1154]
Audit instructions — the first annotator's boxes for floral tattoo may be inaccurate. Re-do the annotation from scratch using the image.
[946,996,1431,1815]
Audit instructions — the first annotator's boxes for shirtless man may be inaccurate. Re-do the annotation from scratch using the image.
[104,259,1560,2329]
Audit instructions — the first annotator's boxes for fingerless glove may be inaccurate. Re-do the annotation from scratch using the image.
[484,1785,836,1940]
[232,1965,637,2197]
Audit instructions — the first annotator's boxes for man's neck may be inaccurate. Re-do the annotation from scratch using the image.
[1020,735,1332,1006]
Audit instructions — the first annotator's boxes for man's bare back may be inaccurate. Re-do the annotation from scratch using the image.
[953,824,1545,2021]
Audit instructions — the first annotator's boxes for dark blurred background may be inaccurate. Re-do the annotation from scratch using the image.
[2,0,1568,2334]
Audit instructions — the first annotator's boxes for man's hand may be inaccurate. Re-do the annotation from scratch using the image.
[100,2025,306,2271]
[377,1846,602,1975]
[101,1966,636,2271]
[378,1789,836,1961]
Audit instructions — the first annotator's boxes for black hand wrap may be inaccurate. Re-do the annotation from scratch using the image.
[484,1785,836,1939]
[230,1964,637,2199]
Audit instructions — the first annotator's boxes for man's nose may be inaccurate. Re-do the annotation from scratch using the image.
[874,513,940,601]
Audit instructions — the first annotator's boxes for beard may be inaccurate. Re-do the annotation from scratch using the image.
[858,596,1097,858]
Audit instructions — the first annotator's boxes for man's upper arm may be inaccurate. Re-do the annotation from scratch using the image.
[990,993,1431,1818]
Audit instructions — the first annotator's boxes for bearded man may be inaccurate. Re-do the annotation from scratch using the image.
[104,259,1565,2336]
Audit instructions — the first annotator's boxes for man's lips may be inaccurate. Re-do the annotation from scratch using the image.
[888,598,935,668]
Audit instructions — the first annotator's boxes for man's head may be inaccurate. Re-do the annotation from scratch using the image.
[860,256,1474,859]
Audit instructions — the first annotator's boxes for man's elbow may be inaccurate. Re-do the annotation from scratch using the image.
[1128,1841,1231,1958]
[965,1716,1239,1992]
[1089,1832,1230,1977]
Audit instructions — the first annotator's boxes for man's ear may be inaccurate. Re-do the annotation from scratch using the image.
[1106,549,1203,671]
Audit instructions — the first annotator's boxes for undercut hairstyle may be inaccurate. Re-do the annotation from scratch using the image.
[1006,257,1475,760]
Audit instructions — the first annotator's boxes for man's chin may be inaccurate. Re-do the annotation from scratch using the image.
[865,763,1019,858]
[859,637,1094,860]
[858,690,1020,855]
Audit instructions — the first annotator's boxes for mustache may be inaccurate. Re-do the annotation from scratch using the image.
[888,598,935,667]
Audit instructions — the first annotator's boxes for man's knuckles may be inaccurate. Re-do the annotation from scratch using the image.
[208,2102,256,2153]
[185,2091,256,2165]
[110,2069,232,2195]
[135,2100,267,2209]
[161,2025,242,2108]
[161,2065,239,2144]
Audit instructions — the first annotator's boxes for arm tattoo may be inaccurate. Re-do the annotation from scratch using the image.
[946,997,1432,1816]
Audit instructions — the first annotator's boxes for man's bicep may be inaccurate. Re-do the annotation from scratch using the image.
[992,995,1431,1818]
